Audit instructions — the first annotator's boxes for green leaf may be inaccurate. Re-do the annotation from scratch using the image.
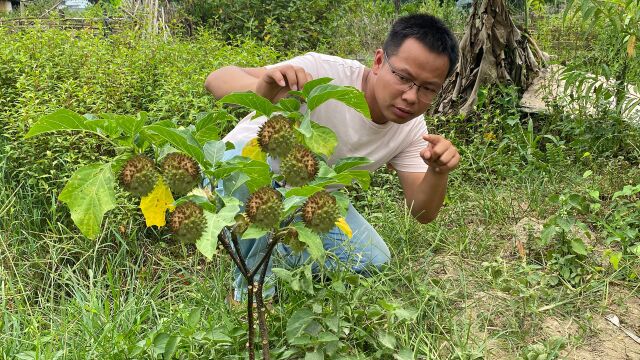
[286,308,315,341]
[630,244,640,256]
[26,109,100,138]
[153,333,170,355]
[609,251,623,270]
[293,222,325,260]
[222,172,250,198]
[285,185,324,198]
[276,97,301,112]
[302,77,333,97]
[340,170,371,189]
[304,122,338,158]
[163,336,180,360]
[212,158,271,192]
[100,113,144,137]
[195,111,230,144]
[325,315,340,332]
[283,195,307,216]
[272,268,294,283]
[243,224,270,239]
[307,84,371,119]
[333,192,350,217]
[144,125,207,166]
[84,115,123,138]
[378,331,397,349]
[203,140,226,165]
[305,351,324,360]
[297,112,313,137]
[394,349,415,360]
[59,163,116,239]
[317,162,337,178]
[197,206,239,260]
[334,157,372,173]
[317,332,339,342]
[570,238,588,255]
[220,92,276,117]
[187,308,202,328]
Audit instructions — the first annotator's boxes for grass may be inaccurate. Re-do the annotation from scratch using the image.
[2,140,638,358]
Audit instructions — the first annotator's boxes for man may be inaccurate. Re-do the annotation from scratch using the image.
[205,13,460,301]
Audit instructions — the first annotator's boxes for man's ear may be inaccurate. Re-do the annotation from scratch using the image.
[371,49,384,75]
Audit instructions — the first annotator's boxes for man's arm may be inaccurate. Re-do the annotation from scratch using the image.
[204,65,313,103]
[396,134,460,224]
[204,66,266,100]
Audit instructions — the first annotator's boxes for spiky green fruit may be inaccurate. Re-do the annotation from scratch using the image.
[302,191,340,233]
[161,153,201,196]
[281,145,318,187]
[119,155,158,197]
[245,187,283,229]
[257,114,296,158]
[169,201,206,243]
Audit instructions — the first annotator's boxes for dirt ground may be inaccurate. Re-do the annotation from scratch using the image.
[553,290,640,360]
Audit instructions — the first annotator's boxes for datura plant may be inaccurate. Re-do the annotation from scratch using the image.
[26,78,373,360]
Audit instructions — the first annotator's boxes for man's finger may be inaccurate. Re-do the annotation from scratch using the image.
[420,147,431,161]
[438,147,457,165]
[422,134,442,144]
[267,69,286,87]
[281,67,300,90]
[445,153,461,170]
[294,67,309,89]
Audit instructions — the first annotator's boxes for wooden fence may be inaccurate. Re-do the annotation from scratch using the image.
[0,16,131,33]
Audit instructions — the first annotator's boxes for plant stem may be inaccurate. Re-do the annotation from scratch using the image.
[255,240,277,360]
[219,224,287,360]
[217,230,248,277]
[249,234,278,279]
[247,274,256,360]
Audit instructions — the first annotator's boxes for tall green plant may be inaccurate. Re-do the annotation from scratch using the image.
[563,0,640,116]
[26,78,373,359]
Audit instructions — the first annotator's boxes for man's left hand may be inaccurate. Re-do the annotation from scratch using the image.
[420,134,460,174]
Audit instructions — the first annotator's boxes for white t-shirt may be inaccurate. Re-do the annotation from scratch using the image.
[223,52,429,173]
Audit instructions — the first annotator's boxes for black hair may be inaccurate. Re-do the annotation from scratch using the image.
[383,14,459,77]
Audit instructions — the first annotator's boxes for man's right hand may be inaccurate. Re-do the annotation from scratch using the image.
[255,65,313,103]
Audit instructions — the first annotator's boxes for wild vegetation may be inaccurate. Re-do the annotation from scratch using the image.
[1,0,638,359]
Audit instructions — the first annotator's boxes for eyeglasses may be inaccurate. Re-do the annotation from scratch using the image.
[383,52,439,103]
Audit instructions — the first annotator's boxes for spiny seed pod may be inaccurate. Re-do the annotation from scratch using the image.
[161,152,201,196]
[302,191,340,233]
[119,155,158,197]
[169,201,206,243]
[281,145,318,187]
[281,227,306,252]
[257,114,297,158]
[245,187,283,229]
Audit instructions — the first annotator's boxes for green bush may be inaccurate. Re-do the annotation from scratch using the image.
[176,0,357,52]
[0,27,280,191]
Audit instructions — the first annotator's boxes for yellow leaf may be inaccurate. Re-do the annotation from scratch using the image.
[335,217,352,239]
[140,178,175,227]
[242,137,267,162]
[627,35,636,58]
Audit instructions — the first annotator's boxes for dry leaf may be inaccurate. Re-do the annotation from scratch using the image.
[335,217,352,239]
[242,137,267,162]
[140,178,175,227]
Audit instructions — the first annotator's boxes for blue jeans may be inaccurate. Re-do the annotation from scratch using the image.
[214,143,391,301]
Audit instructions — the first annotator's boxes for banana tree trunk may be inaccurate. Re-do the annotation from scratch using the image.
[432,0,547,115]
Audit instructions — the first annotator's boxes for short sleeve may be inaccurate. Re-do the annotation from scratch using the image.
[388,117,429,173]
[264,52,322,78]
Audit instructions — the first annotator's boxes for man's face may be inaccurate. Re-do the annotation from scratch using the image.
[370,38,450,125]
